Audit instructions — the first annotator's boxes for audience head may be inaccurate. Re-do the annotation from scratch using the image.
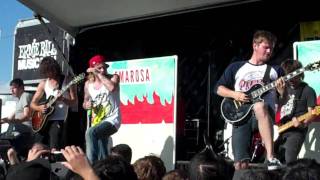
[162,169,189,180]
[111,144,132,163]
[287,158,320,168]
[189,145,234,180]
[5,158,53,180]
[282,167,320,180]
[0,165,5,180]
[282,158,320,180]
[133,155,166,180]
[236,169,281,180]
[92,155,137,180]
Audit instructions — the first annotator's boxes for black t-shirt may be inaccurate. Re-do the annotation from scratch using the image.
[290,82,317,116]
[279,82,317,123]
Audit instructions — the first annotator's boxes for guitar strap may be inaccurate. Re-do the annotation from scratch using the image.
[262,65,271,84]
[58,75,69,123]
[291,82,306,116]
[58,75,65,90]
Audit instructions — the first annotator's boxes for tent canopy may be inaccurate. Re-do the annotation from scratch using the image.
[18,0,257,36]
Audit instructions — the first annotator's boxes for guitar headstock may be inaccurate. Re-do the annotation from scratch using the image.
[71,73,86,84]
[305,60,320,71]
[312,106,320,116]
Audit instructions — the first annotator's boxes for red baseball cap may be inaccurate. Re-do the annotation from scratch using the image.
[88,54,108,67]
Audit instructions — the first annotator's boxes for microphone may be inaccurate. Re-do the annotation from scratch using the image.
[86,100,94,129]
[86,108,92,130]
[87,108,92,117]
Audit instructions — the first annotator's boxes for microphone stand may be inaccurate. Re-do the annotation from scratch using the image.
[217,135,232,158]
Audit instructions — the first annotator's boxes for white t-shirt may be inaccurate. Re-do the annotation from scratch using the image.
[88,83,121,129]
[44,78,69,121]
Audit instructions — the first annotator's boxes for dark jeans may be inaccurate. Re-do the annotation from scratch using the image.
[274,128,307,164]
[85,121,117,163]
[35,120,64,149]
[232,115,259,162]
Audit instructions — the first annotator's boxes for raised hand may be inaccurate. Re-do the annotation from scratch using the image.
[26,144,50,162]
[61,145,99,180]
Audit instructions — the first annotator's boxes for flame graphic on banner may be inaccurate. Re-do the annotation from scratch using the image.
[120,92,174,124]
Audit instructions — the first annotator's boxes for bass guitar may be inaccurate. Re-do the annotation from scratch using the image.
[220,60,320,125]
[273,106,320,140]
[31,73,85,132]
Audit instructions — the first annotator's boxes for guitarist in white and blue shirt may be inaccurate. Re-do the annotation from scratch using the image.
[31,56,78,149]
[215,30,283,170]
[274,59,317,164]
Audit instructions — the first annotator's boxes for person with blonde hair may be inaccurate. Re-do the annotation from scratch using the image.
[82,54,121,163]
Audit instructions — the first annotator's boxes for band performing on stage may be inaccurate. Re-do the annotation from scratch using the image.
[1,30,320,179]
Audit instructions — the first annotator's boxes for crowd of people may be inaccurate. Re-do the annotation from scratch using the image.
[1,140,320,180]
[0,29,320,179]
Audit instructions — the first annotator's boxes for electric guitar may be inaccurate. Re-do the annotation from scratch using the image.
[31,73,85,132]
[273,106,320,140]
[220,60,320,125]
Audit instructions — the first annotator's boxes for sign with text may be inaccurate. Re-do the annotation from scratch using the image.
[293,40,320,104]
[107,55,177,170]
[293,40,320,161]
[13,19,66,82]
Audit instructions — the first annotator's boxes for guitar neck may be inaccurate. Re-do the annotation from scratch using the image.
[45,73,85,107]
[278,112,311,134]
[251,67,306,98]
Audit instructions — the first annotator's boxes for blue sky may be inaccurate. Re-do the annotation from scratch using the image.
[0,1,32,92]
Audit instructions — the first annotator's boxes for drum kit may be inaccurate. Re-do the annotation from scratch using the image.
[218,123,265,163]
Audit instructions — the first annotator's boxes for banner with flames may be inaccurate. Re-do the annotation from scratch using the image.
[107,55,177,124]
[293,40,320,161]
[107,55,177,170]
[293,40,320,104]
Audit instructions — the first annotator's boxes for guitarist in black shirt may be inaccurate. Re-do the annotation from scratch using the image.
[274,59,317,164]
[30,56,78,149]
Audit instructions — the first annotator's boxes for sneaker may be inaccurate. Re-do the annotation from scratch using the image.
[267,158,282,170]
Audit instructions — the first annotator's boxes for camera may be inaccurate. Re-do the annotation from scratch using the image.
[49,151,66,162]
[42,151,66,163]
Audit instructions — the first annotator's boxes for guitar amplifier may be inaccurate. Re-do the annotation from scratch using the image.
[184,118,200,142]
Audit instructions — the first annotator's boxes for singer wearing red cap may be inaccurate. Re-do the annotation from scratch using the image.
[82,54,121,163]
